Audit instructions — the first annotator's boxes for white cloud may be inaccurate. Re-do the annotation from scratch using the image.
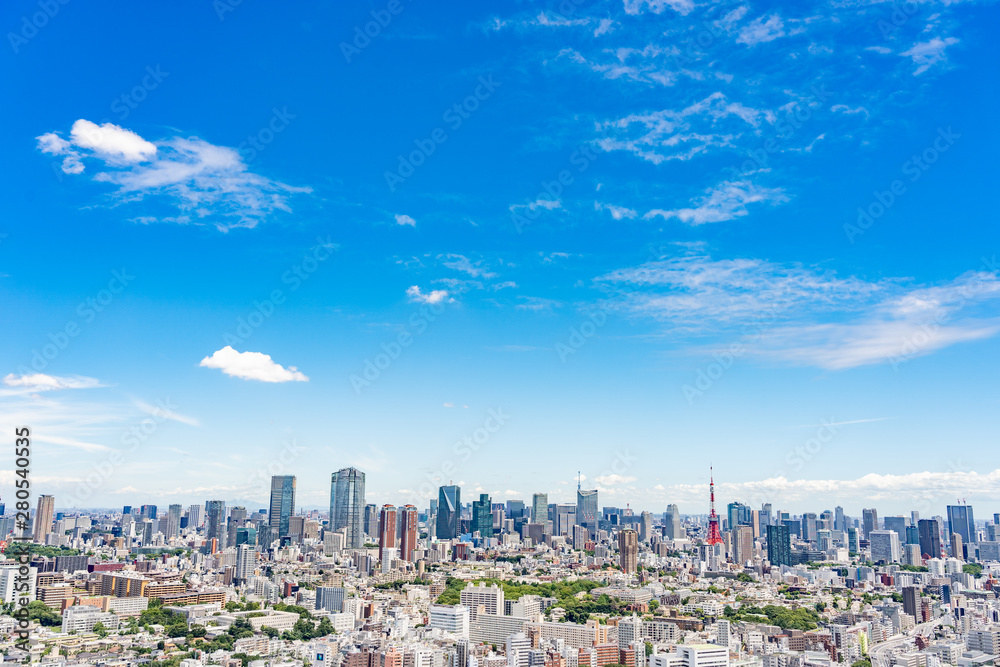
[516,296,562,311]
[69,119,157,162]
[395,213,416,227]
[199,346,309,383]
[595,202,639,220]
[36,120,311,231]
[644,180,788,225]
[901,37,959,75]
[2,373,103,394]
[737,14,786,46]
[594,473,638,486]
[406,285,452,304]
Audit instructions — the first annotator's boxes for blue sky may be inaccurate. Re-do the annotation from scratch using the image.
[1,0,999,517]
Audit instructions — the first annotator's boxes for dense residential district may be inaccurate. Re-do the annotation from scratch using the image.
[2,471,999,667]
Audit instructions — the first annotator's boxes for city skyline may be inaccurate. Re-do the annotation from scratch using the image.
[2,2,999,516]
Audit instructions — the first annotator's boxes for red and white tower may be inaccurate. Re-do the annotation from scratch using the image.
[706,466,724,545]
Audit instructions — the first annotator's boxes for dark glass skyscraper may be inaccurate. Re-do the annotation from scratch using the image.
[472,493,493,538]
[767,523,792,566]
[946,505,975,544]
[205,500,226,550]
[436,485,461,539]
[330,467,365,549]
[576,488,598,537]
[918,518,942,558]
[269,475,296,538]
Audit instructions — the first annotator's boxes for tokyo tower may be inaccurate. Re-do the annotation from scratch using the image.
[706,466,724,545]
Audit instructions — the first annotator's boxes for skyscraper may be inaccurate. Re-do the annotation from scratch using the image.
[205,500,227,551]
[884,516,907,539]
[33,495,55,544]
[576,488,598,537]
[664,504,681,540]
[862,508,879,540]
[946,505,975,545]
[234,544,255,584]
[269,475,296,538]
[531,493,548,529]
[399,504,418,562]
[378,505,397,563]
[917,519,941,558]
[167,504,182,539]
[732,525,754,565]
[363,504,379,538]
[330,468,366,549]
[870,530,901,563]
[619,528,638,574]
[767,524,792,566]
[639,511,654,542]
[472,494,493,538]
[227,506,247,548]
[436,485,461,540]
[834,506,846,532]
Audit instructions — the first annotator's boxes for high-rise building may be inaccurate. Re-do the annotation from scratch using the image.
[167,504,182,538]
[918,519,942,559]
[727,502,752,530]
[732,525,754,565]
[269,475,296,538]
[884,516,907,539]
[436,485,461,540]
[639,511,654,542]
[399,504,418,562]
[330,467,366,549]
[664,504,682,540]
[619,528,638,574]
[140,504,158,520]
[801,513,818,542]
[766,524,792,566]
[122,505,132,516]
[834,506,846,532]
[33,495,55,544]
[378,505,398,563]
[363,504,379,538]
[205,500,227,551]
[576,488,598,537]
[905,525,920,545]
[187,504,203,528]
[531,493,548,529]
[950,532,964,560]
[847,526,860,553]
[234,544,255,584]
[862,508,879,540]
[946,505,975,545]
[227,506,247,548]
[472,494,493,538]
[316,586,346,613]
[902,586,920,619]
[870,530,901,563]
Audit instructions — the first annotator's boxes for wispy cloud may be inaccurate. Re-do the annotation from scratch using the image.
[644,181,788,225]
[901,36,959,75]
[394,213,417,227]
[2,373,103,394]
[737,14,786,46]
[600,256,1000,369]
[36,119,311,231]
